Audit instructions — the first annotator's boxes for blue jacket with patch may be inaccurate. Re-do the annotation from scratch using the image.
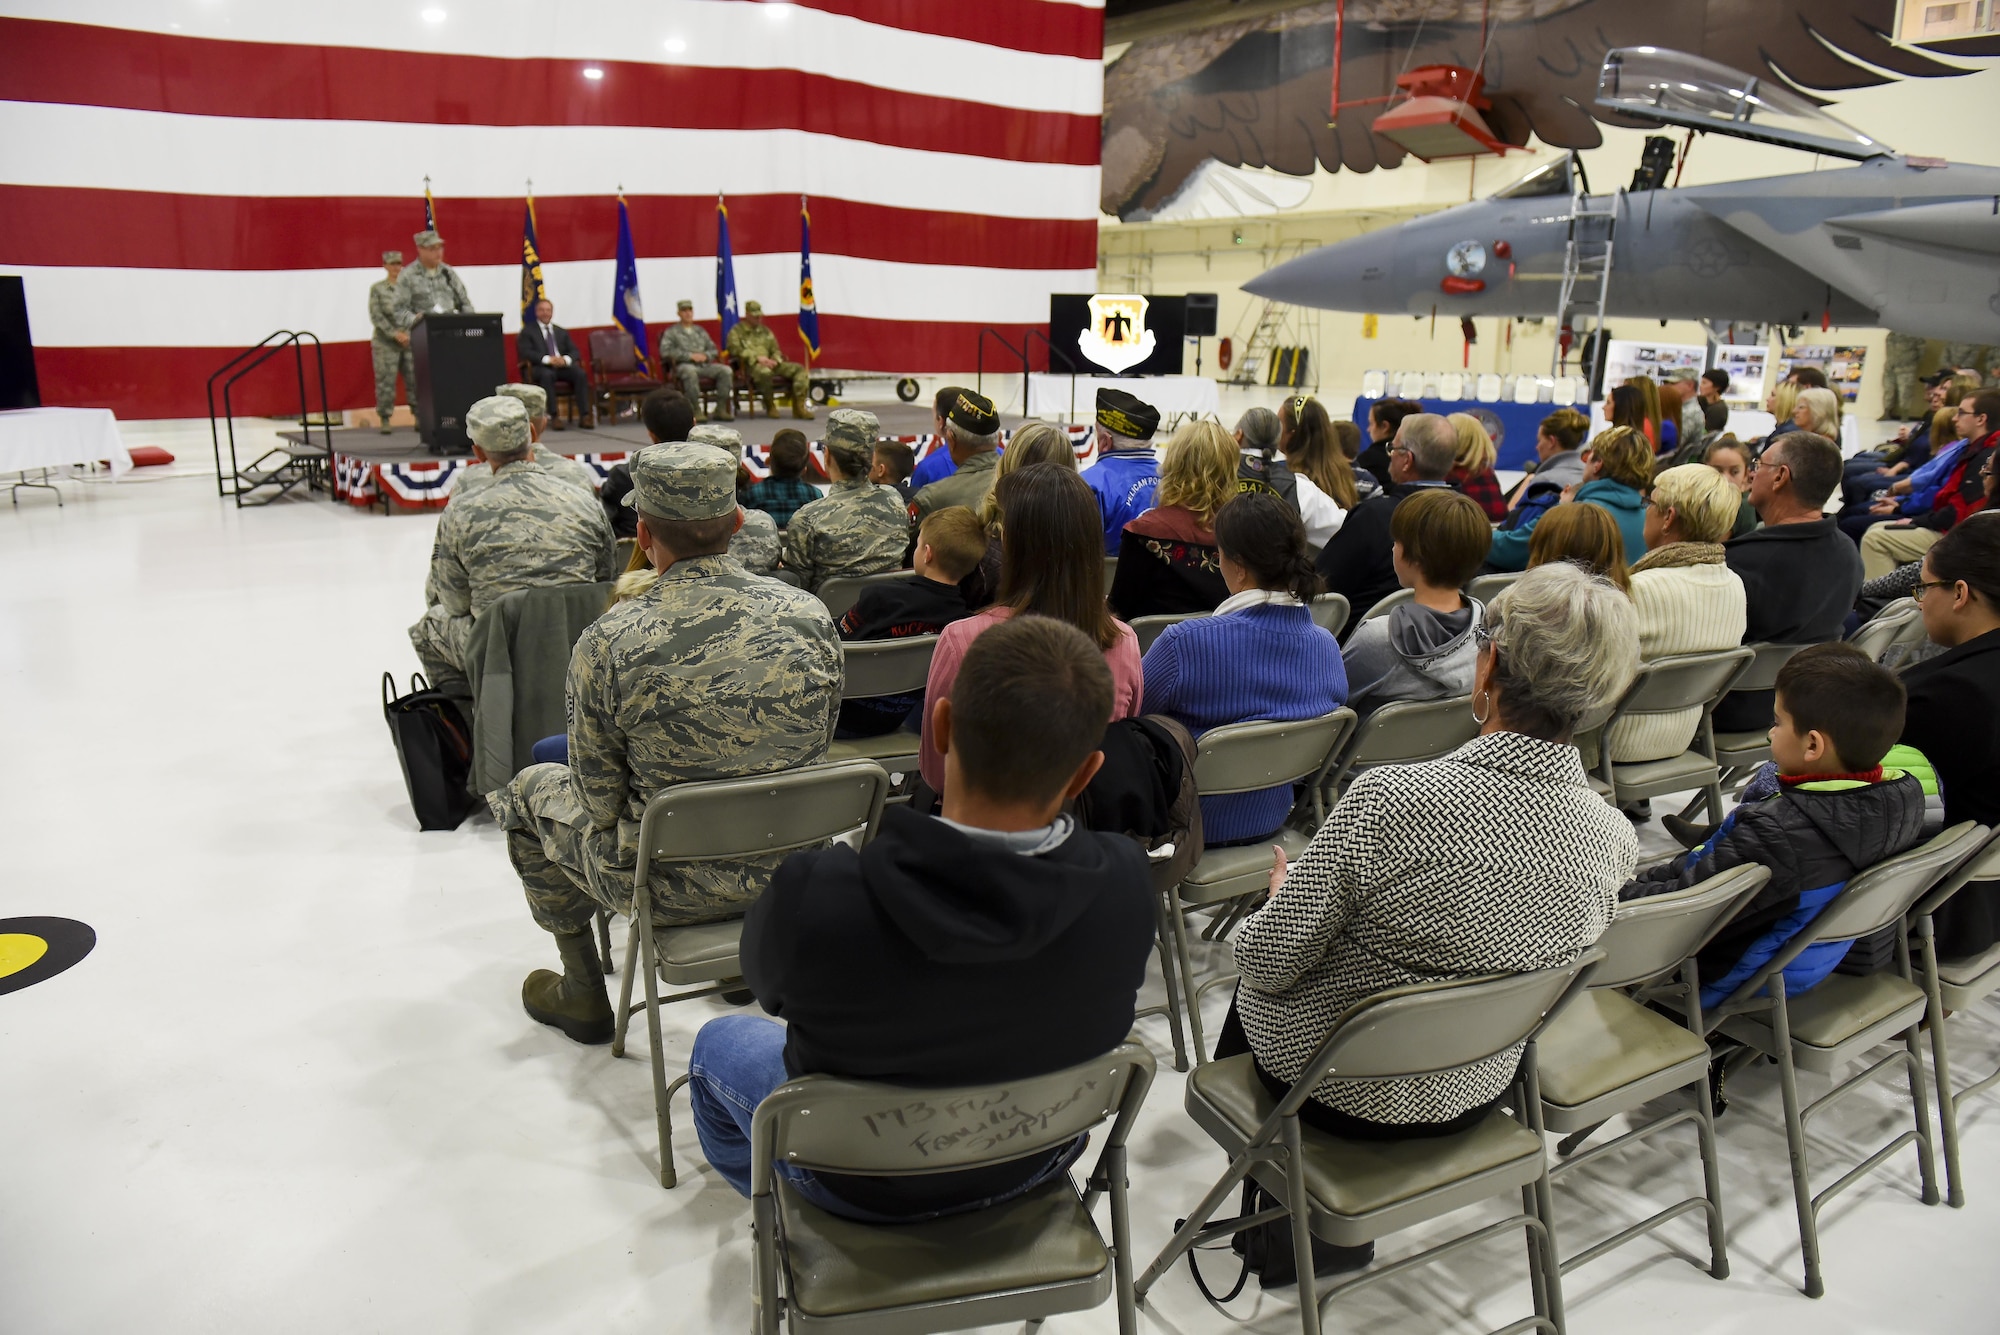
[1082,450,1162,554]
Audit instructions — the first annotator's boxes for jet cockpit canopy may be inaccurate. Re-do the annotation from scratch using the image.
[1597,47,1893,162]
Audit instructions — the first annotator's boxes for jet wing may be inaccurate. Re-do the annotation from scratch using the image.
[1825,198,2000,256]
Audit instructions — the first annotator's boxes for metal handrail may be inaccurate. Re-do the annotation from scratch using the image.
[1022,329,1082,424]
[975,327,1027,411]
[206,330,333,505]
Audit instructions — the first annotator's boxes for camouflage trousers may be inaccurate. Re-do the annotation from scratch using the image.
[745,359,809,406]
[1940,344,1995,382]
[408,605,472,694]
[674,361,733,414]
[1880,333,1924,420]
[491,762,784,936]
[372,337,414,423]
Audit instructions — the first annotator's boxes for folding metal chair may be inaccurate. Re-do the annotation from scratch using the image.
[1163,709,1357,1066]
[1537,864,1771,1280]
[1129,612,1206,654]
[1907,825,2000,1207]
[1845,598,1928,663]
[610,759,892,1187]
[815,569,917,621]
[1700,822,1986,1296]
[750,1044,1156,1334]
[1466,570,1524,605]
[1138,955,1603,1335]
[1591,647,1753,824]
[1692,642,1809,803]
[1308,592,1349,638]
[1314,694,1480,818]
[823,635,938,797]
[1357,587,1413,623]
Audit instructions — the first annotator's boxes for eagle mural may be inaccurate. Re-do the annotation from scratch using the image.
[1103,0,1999,219]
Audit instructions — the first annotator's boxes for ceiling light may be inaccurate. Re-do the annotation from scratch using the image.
[663,37,686,54]
[582,67,604,80]
[421,8,446,23]
[764,3,793,21]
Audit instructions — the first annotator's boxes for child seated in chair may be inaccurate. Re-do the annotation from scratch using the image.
[1621,642,1926,1018]
[833,505,983,738]
[738,429,820,528]
[686,616,1157,1222]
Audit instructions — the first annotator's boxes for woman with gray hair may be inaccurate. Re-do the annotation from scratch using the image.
[1216,562,1639,1258]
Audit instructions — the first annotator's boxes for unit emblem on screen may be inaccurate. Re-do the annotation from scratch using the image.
[1079,293,1156,373]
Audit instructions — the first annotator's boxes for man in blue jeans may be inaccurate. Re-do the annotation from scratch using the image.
[686,616,1157,1221]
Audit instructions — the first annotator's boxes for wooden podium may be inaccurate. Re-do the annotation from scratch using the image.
[412,313,505,454]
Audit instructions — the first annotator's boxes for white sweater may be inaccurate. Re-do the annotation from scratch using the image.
[1608,561,1748,763]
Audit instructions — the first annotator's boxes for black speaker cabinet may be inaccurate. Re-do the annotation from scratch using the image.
[412,312,505,454]
[1184,292,1219,338]
[0,276,40,411]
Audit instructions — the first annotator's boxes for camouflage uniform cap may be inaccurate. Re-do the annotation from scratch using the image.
[824,408,880,473]
[466,395,531,453]
[676,298,695,310]
[687,423,743,453]
[744,299,764,315]
[382,250,404,264]
[495,382,548,418]
[624,441,738,518]
[413,229,444,247]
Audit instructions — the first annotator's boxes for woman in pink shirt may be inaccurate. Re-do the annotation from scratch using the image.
[920,463,1144,794]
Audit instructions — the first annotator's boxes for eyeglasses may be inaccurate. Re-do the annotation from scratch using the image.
[1389,444,1412,457]
[1915,579,1957,599]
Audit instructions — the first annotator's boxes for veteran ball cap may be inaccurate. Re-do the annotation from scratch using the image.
[624,441,739,519]
[1095,387,1159,441]
[382,250,404,264]
[947,389,999,437]
[413,228,444,248]
[466,395,531,453]
[1924,369,1957,387]
[825,408,880,456]
[495,382,548,418]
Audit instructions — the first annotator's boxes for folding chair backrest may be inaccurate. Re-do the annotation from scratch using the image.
[1192,708,1356,798]
[1466,571,1523,605]
[839,634,938,701]
[636,759,891,865]
[1359,587,1414,623]
[1912,826,2000,922]
[1130,612,1205,654]
[765,568,803,588]
[1802,822,1987,946]
[1596,864,1771,989]
[1610,647,1752,718]
[1103,555,1119,590]
[1338,694,1479,775]
[1312,956,1597,1083]
[752,1043,1155,1179]
[1729,642,1809,696]
[1846,601,1924,663]
[817,569,916,621]
[1309,592,1350,638]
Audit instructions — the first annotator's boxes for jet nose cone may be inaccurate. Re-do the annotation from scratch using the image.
[1244,231,1400,309]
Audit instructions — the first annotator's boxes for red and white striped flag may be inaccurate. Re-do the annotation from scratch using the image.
[0,1,1103,419]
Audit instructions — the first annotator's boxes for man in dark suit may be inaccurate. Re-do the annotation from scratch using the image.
[517,298,593,429]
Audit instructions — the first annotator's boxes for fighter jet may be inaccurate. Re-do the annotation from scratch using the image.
[1244,48,2000,345]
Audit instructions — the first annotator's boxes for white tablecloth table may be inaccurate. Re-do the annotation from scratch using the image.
[0,408,132,479]
[1026,374,1221,423]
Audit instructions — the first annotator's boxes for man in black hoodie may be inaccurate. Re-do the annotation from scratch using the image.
[686,616,1157,1220]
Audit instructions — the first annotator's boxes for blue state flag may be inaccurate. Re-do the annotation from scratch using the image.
[520,193,547,324]
[797,195,820,362]
[613,194,650,371]
[716,195,740,347]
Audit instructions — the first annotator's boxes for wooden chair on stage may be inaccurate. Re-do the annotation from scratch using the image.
[587,330,664,424]
[515,358,585,429]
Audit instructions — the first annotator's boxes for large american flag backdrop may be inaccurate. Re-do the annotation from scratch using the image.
[0,1,1101,419]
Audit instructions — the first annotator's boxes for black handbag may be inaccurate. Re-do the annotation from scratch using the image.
[382,672,477,831]
[1185,1181,1373,1299]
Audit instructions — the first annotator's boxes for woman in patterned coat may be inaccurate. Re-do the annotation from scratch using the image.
[1220,562,1641,1136]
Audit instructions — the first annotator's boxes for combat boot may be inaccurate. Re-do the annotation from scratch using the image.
[792,399,815,420]
[523,929,614,1044]
[762,392,778,418]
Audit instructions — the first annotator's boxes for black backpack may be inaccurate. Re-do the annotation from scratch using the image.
[382,672,477,831]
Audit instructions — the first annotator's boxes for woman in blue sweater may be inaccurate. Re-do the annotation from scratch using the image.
[1142,492,1348,844]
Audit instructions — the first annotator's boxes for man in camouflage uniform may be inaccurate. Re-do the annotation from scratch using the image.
[1880,332,1926,421]
[394,228,474,332]
[369,251,414,433]
[780,408,908,590]
[408,396,618,698]
[725,299,813,420]
[907,389,1002,531]
[1940,342,1996,385]
[447,383,600,507]
[488,440,841,1043]
[686,424,782,572]
[660,298,734,421]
